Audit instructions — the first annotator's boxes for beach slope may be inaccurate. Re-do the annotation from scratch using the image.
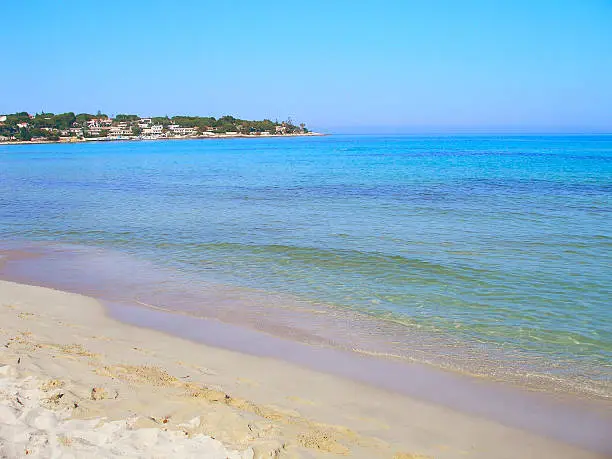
[0,280,607,458]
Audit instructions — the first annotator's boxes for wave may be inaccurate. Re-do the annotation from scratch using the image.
[173,241,496,284]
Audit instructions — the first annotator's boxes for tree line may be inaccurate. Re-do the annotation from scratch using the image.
[0,111,308,141]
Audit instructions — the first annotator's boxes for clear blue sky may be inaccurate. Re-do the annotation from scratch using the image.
[1,0,611,133]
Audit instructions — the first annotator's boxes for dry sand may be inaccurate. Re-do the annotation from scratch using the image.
[0,279,608,458]
[0,365,250,458]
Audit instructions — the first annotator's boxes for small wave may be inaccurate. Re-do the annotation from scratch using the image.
[186,242,492,283]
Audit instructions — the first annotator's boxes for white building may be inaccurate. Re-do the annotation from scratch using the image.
[168,125,197,136]
[138,118,152,128]
[143,125,163,136]
[110,126,132,137]
[88,126,103,136]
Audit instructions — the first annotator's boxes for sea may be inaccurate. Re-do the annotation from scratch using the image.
[1,134,611,400]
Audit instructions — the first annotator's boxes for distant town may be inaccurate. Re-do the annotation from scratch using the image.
[0,112,320,144]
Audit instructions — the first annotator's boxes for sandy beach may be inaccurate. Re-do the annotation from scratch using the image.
[0,279,609,458]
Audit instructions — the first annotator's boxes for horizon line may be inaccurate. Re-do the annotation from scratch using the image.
[322,131,612,136]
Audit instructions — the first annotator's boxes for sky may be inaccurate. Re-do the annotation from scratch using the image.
[1,0,611,133]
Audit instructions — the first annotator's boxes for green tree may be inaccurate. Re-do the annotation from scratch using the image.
[0,125,13,137]
[18,128,32,141]
[115,114,139,122]
[54,112,76,130]
[76,113,96,124]
[6,112,31,125]
[152,116,171,126]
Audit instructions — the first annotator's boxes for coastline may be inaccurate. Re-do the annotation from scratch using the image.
[1,242,609,403]
[0,132,327,147]
[1,279,610,458]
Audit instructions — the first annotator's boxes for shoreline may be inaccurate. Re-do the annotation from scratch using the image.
[1,279,611,458]
[0,132,327,147]
[0,242,609,403]
[0,244,611,457]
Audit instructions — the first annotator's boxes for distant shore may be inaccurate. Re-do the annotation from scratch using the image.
[0,132,326,146]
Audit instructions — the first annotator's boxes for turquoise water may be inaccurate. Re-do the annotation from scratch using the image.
[1,135,611,394]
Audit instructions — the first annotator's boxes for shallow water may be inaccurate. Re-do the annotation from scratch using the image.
[1,135,611,397]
